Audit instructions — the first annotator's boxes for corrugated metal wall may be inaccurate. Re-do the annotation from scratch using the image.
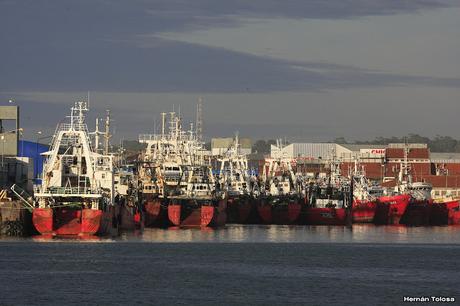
[292,143,337,159]
[18,140,49,179]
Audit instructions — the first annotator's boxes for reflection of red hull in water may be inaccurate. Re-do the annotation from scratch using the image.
[32,208,103,236]
[227,197,256,224]
[352,200,377,223]
[167,198,227,227]
[257,198,301,225]
[430,200,460,225]
[143,198,166,227]
[303,207,347,225]
[373,194,411,225]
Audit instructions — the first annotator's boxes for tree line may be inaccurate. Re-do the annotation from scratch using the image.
[333,134,460,153]
[121,134,460,154]
[251,134,460,154]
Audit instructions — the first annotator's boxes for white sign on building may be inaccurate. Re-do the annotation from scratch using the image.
[360,148,386,158]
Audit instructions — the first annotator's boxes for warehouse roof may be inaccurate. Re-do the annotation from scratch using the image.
[211,137,252,149]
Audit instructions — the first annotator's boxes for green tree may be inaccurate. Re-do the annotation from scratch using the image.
[252,139,277,154]
[332,137,348,144]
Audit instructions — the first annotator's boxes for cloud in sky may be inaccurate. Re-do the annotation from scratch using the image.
[1,0,459,140]
[2,35,460,93]
[1,0,459,93]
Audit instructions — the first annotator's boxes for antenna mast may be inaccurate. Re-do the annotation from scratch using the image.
[95,118,100,153]
[104,110,111,155]
[196,97,203,142]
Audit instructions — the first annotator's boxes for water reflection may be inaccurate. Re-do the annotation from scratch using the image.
[115,224,460,244]
[2,225,460,244]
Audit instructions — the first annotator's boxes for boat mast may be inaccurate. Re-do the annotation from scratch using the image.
[104,110,111,155]
[196,97,203,143]
[94,118,100,153]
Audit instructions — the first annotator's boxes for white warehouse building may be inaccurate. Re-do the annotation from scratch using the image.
[270,143,385,161]
[211,137,252,156]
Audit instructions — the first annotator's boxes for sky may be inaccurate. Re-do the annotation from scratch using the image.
[1,0,459,143]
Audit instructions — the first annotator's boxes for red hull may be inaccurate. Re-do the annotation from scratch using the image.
[119,204,142,230]
[373,194,411,225]
[303,207,347,225]
[167,199,227,227]
[32,208,103,236]
[143,198,166,227]
[400,199,431,226]
[430,200,460,225]
[97,205,119,236]
[352,200,377,223]
[257,199,301,225]
[227,197,255,224]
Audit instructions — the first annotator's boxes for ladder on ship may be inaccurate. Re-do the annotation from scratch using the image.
[10,184,35,212]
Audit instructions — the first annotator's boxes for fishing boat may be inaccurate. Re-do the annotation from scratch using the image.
[351,164,384,223]
[218,134,256,224]
[374,146,431,226]
[430,196,460,225]
[137,158,166,227]
[138,112,191,227]
[399,182,433,226]
[302,176,352,226]
[31,101,118,236]
[168,165,227,227]
[114,165,142,230]
[139,111,227,227]
[256,153,303,225]
[302,156,352,225]
[373,193,411,225]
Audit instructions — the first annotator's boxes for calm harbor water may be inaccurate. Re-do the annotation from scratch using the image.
[1,225,459,305]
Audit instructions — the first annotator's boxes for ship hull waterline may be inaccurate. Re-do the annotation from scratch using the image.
[227,196,259,224]
[167,198,227,227]
[32,207,108,236]
[256,198,302,225]
[373,194,411,225]
[352,200,377,223]
[302,207,348,225]
[143,197,168,228]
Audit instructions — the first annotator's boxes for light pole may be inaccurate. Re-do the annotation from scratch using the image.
[34,131,53,183]
[35,131,42,182]
[0,128,23,167]
[0,128,23,186]
[1,135,4,169]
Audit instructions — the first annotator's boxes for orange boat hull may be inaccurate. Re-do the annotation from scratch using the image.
[430,200,460,225]
[352,200,377,223]
[167,198,227,227]
[143,198,166,227]
[257,198,302,225]
[373,194,411,225]
[32,207,104,236]
[302,207,347,225]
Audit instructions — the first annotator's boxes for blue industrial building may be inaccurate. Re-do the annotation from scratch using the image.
[18,140,49,180]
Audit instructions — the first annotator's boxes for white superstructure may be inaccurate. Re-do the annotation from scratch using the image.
[138,111,209,197]
[218,134,250,196]
[34,102,114,209]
